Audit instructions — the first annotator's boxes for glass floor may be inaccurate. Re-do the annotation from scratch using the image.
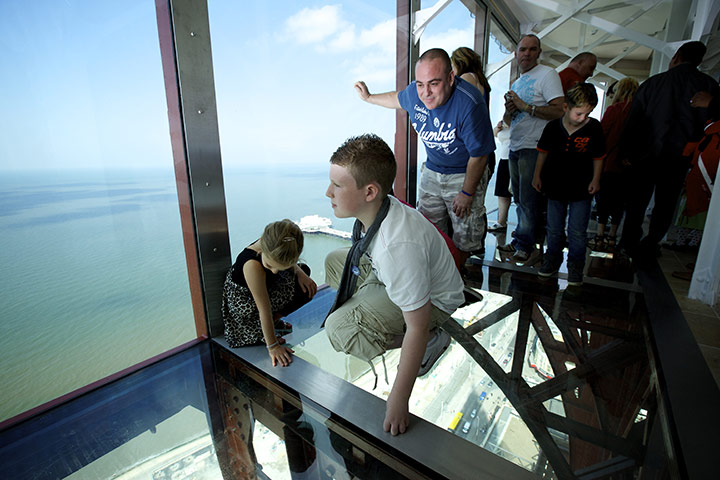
[2,252,682,480]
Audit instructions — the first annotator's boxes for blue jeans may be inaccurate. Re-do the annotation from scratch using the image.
[508,148,541,253]
[546,198,591,264]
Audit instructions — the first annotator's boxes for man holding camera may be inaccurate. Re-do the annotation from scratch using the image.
[500,34,564,266]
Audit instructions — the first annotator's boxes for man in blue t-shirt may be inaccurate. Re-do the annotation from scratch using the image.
[354,48,495,262]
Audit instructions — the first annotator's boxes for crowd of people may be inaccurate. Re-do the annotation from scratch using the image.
[218,38,719,438]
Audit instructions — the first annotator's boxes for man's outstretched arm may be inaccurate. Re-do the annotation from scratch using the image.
[354,81,402,109]
[384,301,431,435]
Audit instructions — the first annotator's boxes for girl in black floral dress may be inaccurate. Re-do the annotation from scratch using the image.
[222,219,316,366]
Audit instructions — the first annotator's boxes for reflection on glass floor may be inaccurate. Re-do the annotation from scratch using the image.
[293,262,664,478]
[1,262,672,480]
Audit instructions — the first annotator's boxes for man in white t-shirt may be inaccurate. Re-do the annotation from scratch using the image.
[500,34,564,265]
[324,134,465,437]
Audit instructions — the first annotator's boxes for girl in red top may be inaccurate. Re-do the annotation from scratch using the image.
[591,77,639,249]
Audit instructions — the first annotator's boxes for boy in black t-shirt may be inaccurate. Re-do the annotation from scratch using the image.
[532,83,605,285]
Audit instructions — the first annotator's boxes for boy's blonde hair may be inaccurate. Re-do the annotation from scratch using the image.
[260,219,303,267]
[611,77,639,106]
[565,83,598,108]
[330,134,397,196]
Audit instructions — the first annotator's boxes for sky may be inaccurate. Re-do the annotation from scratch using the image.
[0,0,512,171]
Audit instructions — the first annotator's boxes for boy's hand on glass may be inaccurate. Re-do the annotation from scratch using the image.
[588,180,600,195]
[383,393,410,436]
[269,344,294,367]
[297,269,317,298]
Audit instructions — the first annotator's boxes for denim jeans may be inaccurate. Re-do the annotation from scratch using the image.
[508,148,541,253]
[546,198,591,264]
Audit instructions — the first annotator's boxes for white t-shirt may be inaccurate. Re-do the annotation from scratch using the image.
[495,126,510,160]
[509,64,564,151]
[366,196,465,314]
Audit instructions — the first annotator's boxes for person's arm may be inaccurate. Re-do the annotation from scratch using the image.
[452,155,487,218]
[459,72,485,96]
[354,81,402,109]
[244,260,294,367]
[511,95,564,120]
[294,264,317,298]
[493,121,504,137]
[384,301,432,436]
[589,156,604,194]
[532,151,548,192]
[691,91,720,120]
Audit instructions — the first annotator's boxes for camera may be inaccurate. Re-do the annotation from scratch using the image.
[504,92,513,101]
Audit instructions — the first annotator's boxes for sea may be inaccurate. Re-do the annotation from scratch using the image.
[0,165,353,423]
[0,164,499,423]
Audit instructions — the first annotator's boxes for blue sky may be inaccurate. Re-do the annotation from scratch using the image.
[0,1,508,171]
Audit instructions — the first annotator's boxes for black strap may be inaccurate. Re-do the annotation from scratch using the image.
[324,196,391,324]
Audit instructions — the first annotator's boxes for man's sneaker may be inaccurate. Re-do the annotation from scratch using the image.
[524,249,543,267]
[513,248,543,267]
[538,257,559,277]
[497,243,516,254]
[567,261,584,286]
[511,249,529,263]
[418,328,451,376]
[488,222,507,232]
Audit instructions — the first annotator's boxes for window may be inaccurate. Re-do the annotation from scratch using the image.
[209,1,398,281]
[0,0,195,423]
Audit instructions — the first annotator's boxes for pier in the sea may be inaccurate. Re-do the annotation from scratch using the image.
[298,215,351,239]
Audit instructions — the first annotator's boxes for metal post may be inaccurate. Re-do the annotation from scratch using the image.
[156,0,230,338]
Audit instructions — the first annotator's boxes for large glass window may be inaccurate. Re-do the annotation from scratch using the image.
[0,1,195,423]
[209,1,398,281]
[487,19,515,127]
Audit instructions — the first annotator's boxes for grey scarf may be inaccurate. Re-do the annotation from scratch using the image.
[324,196,391,324]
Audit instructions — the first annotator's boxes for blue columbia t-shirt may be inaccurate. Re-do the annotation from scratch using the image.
[398,76,495,174]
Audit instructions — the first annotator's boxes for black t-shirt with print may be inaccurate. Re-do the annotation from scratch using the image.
[537,117,606,201]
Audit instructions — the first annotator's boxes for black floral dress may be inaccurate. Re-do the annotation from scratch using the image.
[221,248,297,347]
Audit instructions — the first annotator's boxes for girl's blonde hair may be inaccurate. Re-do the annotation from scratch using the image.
[260,219,303,267]
[611,77,639,106]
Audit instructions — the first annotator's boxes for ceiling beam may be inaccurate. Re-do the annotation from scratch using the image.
[516,0,672,56]
[692,0,720,39]
[535,0,596,40]
[412,0,453,45]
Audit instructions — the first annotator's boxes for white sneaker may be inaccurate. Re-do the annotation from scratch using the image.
[418,328,451,376]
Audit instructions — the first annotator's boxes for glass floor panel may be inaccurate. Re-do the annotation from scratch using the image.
[1,262,674,480]
[288,262,657,478]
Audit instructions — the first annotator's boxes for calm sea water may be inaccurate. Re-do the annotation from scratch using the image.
[0,164,498,422]
[0,166,351,422]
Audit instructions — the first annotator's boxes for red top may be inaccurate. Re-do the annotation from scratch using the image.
[559,67,584,93]
[600,100,632,173]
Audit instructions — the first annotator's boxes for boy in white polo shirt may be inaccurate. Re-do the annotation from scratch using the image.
[324,134,464,436]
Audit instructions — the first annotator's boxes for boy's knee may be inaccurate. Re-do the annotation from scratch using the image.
[325,305,388,362]
[325,248,349,288]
